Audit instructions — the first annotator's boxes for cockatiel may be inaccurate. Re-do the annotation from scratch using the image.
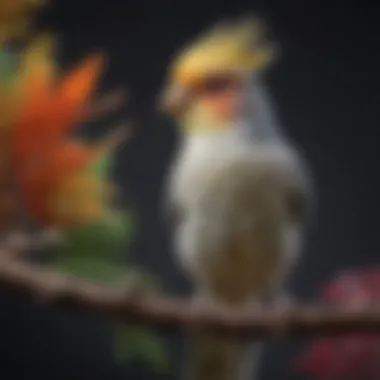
[159,17,313,380]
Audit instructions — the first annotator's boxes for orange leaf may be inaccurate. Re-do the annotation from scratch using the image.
[11,67,52,169]
[51,53,106,136]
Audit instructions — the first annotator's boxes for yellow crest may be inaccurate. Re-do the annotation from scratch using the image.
[170,16,276,87]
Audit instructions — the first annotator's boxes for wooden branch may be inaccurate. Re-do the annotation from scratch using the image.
[1,256,380,338]
[0,229,63,259]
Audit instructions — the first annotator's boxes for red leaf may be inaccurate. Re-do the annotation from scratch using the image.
[292,267,380,379]
[293,339,336,374]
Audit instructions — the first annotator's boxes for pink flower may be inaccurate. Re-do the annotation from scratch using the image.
[292,267,380,380]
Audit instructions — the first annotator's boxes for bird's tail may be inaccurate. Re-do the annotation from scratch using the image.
[183,332,261,380]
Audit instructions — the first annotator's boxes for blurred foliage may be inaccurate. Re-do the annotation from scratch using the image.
[115,326,169,372]
[89,150,113,179]
[52,212,133,261]
[292,267,380,379]
[51,208,170,373]
[0,50,18,83]
[51,211,169,373]
[0,0,46,43]
[0,2,169,373]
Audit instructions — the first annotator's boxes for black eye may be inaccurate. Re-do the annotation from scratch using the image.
[199,74,240,95]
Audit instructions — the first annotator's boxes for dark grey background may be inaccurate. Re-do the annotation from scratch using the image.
[0,1,379,379]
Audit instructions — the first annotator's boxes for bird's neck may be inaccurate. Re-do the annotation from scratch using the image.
[240,75,284,142]
[181,118,272,148]
[180,128,252,161]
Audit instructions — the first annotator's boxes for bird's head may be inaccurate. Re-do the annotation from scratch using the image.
[158,16,276,135]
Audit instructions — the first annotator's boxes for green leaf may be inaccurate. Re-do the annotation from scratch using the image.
[53,212,133,260]
[87,153,114,180]
[0,50,18,84]
[51,255,129,284]
[114,326,170,372]
[104,212,134,244]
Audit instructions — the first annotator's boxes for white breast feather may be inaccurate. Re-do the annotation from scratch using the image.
[168,131,306,299]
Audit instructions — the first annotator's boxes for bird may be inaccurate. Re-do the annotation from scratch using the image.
[158,16,314,380]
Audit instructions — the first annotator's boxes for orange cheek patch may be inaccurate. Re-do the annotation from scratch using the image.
[200,88,241,121]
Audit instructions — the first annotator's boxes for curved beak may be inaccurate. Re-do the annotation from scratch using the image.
[157,84,192,117]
